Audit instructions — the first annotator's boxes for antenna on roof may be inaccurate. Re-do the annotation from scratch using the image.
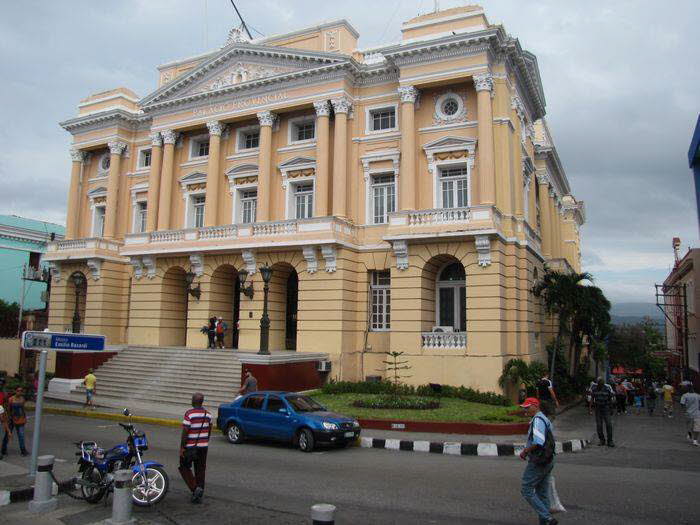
[434,0,440,13]
[229,0,253,40]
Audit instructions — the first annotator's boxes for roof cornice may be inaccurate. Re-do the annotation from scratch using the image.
[60,108,150,133]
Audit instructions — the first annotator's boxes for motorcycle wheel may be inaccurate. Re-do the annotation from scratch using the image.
[80,467,106,503]
[131,466,169,506]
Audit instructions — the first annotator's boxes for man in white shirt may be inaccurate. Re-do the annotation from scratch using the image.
[680,385,700,446]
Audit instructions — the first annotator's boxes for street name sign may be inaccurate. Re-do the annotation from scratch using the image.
[21,331,106,352]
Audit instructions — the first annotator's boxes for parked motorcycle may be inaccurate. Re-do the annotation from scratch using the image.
[74,409,169,506]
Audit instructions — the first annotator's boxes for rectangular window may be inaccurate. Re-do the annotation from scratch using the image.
[370,270,391,330]
[294,183,313,220]
[197,140,209,157]
[439,166,469,209]
[294,121,315,142]
[94,206,105,237]
[371,108,396,131]
[242,132,259,150]
[535,186,542,230]
[371,174,396,224]
[138,148,152,169]
[193,195,205,228]
[136,202,147,233]
[241,189,257,223]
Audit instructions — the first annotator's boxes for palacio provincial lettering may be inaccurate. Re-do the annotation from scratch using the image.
[192,92,290,118]
[49,5,584,394]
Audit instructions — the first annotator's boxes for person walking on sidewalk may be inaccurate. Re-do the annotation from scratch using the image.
[179,393,212,504]
[615,380,627,415]
[680,385,700,446]
[1,387,28,457]
[519,397,557,525]
[592,378,615,447]
[536,373,560,415]
[645,379,658,416]
[83,368,97,409]
[0,401,11,460]
[662,379,675,418]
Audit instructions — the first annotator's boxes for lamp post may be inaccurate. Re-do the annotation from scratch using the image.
[71,273,86,334]
[258,265,273,355]
[238,268,255,299]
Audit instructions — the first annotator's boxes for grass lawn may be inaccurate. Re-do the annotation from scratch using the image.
[309,393,524,423]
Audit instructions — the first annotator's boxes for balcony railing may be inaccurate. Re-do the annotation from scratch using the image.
[151,230,185,243]
[198,225,238,240]
[407,207,471,226]
[252,220,298,236]
[48,237,121,253]
[421,332,467,350]
[54,239,87,250]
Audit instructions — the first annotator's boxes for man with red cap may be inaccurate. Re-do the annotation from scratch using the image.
[519,397,557,525]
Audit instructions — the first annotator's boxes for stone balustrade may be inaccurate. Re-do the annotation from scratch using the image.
[252,220,298,236]
[407,207,471,226]
[199,225,238,240]
[150,230,185,243]
[54,239,87,250]
[421,331,467,350]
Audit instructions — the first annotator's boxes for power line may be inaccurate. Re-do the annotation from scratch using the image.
[229,0,253,40]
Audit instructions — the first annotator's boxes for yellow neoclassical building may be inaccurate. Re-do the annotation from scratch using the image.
[45,5,584,391]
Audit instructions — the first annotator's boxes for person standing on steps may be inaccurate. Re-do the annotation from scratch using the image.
[215,317,227,349]
[519,397,557,525]
[83,368,97,409]
[179,393,212,504]
[206,317,216,349]
[536,373,560,415]
[1,387,28,457]
[680,385,700,446]
[592,377,615,447]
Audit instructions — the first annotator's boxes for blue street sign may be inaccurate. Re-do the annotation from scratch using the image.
[21,331,106,352]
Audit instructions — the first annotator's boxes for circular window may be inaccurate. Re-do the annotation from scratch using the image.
[442,98,459,116]
[100,154,111,171]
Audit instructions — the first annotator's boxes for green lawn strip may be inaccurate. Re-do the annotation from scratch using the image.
[311,393,523,423]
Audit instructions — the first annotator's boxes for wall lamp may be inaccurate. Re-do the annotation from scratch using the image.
[185,271,201,300]
[238,268,255,299]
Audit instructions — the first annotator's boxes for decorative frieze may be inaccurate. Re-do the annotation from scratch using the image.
[320,245,337,273]
[302,246,318,274]
[475,235,491,267]
[242,250,256,275]
[86,258,102,281]
[392,240,409,270]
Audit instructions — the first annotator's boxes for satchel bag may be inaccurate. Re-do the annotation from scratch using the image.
[528,416,555,466]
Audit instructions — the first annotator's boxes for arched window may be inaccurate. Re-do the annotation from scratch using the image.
[436,262,466,331]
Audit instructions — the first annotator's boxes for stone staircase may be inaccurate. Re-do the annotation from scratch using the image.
[69,346,242,411]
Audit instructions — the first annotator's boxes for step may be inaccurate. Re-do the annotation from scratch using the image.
[88,390,233,407]
[76,383,237,399]
[99,356,241,367]
[91,376,239,389]
[94,370,241,384]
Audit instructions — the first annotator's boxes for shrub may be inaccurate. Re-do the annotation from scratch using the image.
[351,395,440,410]
[322,380,510,406]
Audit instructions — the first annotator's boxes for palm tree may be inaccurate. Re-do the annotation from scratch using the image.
[532,269,593,378]
[570,285,611,374]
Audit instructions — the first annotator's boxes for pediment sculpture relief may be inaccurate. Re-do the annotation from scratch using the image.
[196,62,296,94]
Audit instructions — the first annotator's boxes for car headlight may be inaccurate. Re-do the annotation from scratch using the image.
[322,422,338,430]
[352,420,360,427]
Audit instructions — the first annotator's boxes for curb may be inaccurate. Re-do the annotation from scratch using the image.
[358,436,589,457]
[0,480,74,506]
[42,407,181,428]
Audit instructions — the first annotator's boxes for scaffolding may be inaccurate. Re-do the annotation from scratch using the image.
[655,283,689,380]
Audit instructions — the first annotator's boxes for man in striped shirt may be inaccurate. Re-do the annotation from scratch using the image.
[179,392,212,504]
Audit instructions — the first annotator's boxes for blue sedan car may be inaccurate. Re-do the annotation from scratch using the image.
[216,391,361,452]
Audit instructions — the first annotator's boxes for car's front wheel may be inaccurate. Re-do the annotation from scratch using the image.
[226,422,244,444]
[298,428,315,453]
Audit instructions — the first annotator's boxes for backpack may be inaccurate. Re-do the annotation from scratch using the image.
[528,416,555,466]
[537,379,552,400]
[592,385,612,407]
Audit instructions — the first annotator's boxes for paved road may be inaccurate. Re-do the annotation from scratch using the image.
[1,406,698,524]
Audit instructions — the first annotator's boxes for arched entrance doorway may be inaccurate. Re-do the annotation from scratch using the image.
[285,269,298,350]
[161,267,188,346]
[210,264,241,349]
[67,271,87,333]
[268,262,298,351]
[436,262,466,331]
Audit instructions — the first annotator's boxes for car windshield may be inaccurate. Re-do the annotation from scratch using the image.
[286,395,325,413]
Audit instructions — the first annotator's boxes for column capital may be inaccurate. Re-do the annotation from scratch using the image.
[536,172,550,186]
[330,96,352,114]
[69,148,86,163]
[206,120,225,136]
[161,129,179,145]
[313,100,331,117]
[107,141,128,156]
[149,132,163,147]
[473,72,494,93]
[256,111,277,127]
[398,85,419,104]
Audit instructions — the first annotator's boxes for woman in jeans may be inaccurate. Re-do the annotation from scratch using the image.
[2,387,28,457]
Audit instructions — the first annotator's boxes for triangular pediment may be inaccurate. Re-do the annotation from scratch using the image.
[226,163,258,176]
[141,44,348,108]
[278,156,316,170]
[87,186,107,197]
[423,136,477,152]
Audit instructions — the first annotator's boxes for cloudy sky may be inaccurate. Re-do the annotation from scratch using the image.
[1,0,698,306]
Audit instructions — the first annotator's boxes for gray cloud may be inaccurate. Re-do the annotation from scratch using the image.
[1,0,698,303]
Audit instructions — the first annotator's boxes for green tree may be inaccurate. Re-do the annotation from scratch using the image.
[532,269,593,378]
[570,285,611,374]
[607,318,666,378]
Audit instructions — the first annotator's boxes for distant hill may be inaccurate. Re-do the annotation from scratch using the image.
[609,303,664,327]
[611,315,665,328]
